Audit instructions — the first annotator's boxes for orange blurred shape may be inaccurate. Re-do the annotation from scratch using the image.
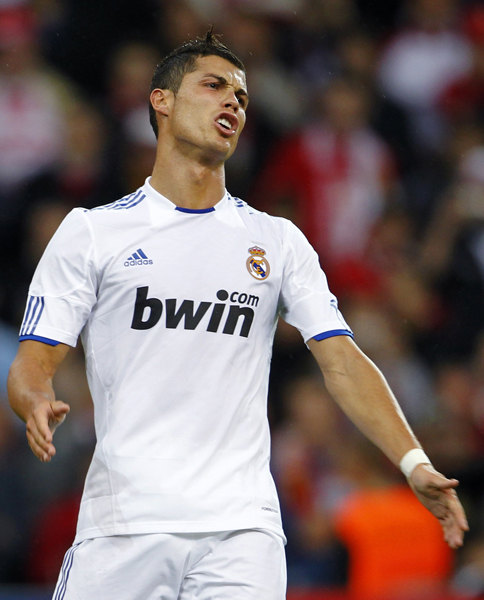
[334,485,453,599]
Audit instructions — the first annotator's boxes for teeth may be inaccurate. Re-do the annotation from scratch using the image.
[217,118,231,130]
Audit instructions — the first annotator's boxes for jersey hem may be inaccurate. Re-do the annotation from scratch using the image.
[74,520,287,545]
[19,335,60,346]
[22,326,78,347]
[312,329,354,342]
[301,320,353,343]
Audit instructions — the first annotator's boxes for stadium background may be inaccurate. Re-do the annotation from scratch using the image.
[1,0,484,598]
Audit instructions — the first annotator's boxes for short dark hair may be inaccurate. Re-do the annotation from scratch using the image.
[149,29,245,138]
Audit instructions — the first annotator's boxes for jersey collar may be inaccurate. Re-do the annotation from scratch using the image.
[143,177,228,220]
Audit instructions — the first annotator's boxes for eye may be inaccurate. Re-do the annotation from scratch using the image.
[207,82,219,89]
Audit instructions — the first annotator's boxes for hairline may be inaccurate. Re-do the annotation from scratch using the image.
[165,58,246,92]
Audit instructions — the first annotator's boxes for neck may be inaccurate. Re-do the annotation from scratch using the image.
[150,143,226,210]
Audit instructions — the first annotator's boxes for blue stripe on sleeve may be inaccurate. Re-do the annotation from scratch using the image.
[20,296,46,336]
[19,335,60,346]
[30,296,45,334]
[20,295,35,336]
[20,297,33,335]
[312,329,354,342]
[24,296,41,335]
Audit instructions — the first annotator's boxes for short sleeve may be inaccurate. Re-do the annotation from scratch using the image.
[19,208,97,347]
[278,219,353,343]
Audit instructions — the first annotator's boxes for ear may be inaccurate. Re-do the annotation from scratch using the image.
[150,88,174,119]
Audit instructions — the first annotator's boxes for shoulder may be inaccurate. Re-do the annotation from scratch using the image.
[79,187,149,229]
[87,188,147,213]
[227,192,292,234]
[226,193,309,260]
[226,193,259,214]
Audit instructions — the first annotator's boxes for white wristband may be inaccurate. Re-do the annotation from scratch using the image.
[399,448,432,478]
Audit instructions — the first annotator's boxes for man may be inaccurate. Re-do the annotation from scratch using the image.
[8,31,467,600]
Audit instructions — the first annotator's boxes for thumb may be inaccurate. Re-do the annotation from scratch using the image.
[51,400,70,416]
[48,401,70,432]
[432,476,460,490]
[413,464,459,490]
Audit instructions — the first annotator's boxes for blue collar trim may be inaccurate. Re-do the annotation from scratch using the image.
[175,206,216,214]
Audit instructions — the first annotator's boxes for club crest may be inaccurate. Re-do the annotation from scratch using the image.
[246,246,270,281]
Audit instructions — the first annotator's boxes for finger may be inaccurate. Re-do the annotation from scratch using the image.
[28,426,55,459]
[445,489,469,531]
[434,489,468,530]
[30,402,69,459]
[32,409,54,444]
[26,417,52,454]
[444,519,465,549]
[32,407,62,452]
[438,493,468,548]
[26,428,55,462]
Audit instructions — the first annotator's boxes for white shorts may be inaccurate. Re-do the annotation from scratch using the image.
[52,529,287,600]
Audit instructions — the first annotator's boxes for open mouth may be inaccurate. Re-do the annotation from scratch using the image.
[217,117,232,131]
[215,113,238,134]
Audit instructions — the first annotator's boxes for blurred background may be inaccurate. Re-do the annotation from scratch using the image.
[1,0,484,598]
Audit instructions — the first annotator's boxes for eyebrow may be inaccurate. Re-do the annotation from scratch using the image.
[203,73,249,101]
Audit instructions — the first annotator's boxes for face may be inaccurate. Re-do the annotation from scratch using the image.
[152,55,248,164]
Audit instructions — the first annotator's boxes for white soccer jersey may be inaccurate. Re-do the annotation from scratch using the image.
[20,178,352,543]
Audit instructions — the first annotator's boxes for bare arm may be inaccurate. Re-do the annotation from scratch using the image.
[8,340,71,462]
[308,334,468,548]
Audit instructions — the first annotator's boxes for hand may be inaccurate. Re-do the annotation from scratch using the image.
[409,463,469,549]
[26,400,70,462]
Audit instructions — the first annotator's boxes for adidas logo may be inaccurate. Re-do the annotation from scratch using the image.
[124,248,153,267]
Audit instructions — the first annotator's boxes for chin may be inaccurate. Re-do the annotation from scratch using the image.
[204,140,235,163]
[220,138,237,158]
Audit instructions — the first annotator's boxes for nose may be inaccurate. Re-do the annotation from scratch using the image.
[223,89,239,112]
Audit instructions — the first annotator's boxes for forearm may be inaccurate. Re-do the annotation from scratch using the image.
[308,337,421,467]
[7,340,70,461]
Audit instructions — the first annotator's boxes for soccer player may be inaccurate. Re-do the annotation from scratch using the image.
[8,31,467,600]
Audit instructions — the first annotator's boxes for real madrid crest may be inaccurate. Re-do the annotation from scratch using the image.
[246,246,270,280]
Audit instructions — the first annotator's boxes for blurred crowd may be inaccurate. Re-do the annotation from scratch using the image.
[1,0,484,597]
